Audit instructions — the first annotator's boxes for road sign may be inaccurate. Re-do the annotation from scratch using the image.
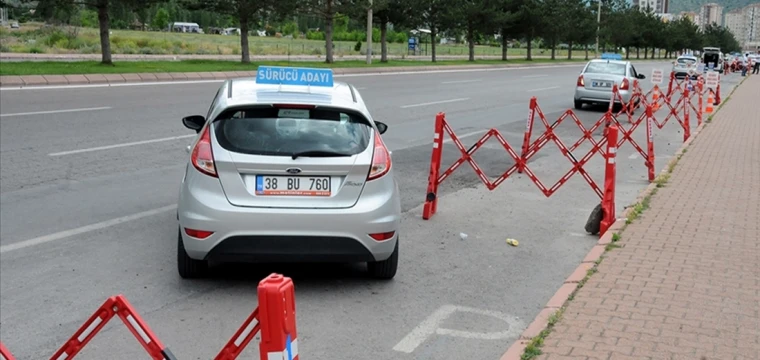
[601,53,622,60]
[697,63,706,73]
[705,71,719,89]
[708,63,715,71]
[256,66,334,87]
[651,69,663,84]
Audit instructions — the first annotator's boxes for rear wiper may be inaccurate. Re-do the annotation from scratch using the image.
[291,150,352,160]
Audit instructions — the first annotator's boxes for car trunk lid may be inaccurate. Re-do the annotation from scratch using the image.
[209,105,374,209]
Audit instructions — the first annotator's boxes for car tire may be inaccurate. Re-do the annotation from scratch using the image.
[367,238,398,280]
[574,99,583,110]
[177,229,208,279]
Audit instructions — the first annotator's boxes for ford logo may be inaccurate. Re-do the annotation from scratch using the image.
[285,168,302,174]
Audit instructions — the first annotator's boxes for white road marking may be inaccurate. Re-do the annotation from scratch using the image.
[392,304,524,354]
[523,74,549,78]
[528,86,561,92]
[0,205,177,254]
[441,79,481,84]
[49,134,196,156]
[443,130,483,144]
[401,98,470,109]
[0,64,589,91]
[0,106,112,117]
[628,153,639,159]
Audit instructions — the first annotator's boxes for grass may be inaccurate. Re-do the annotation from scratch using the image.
[1,22,676,60]
[0,58,589,76]
[2,23,587,58]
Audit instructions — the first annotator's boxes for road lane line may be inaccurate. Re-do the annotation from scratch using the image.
[401,98,470,109]
[523,74,549,78]
[0,205,177,254]
[528,86,560,92]
[441,79,481,84]
[49,134,196,156]
[0,106,112,117]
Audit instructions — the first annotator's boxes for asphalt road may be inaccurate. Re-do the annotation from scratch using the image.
[0,63,743,359]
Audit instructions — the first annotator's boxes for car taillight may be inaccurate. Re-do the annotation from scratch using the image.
[620,78,630,90]
[367,132,391,181]
[369,231,395,241]
[191,125,217,177]
[576,75,584,87]
[185,228,214,239]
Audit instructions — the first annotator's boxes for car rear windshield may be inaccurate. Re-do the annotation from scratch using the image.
[584,62,626,75]
[677,58,697,65]
[212,106,372,157]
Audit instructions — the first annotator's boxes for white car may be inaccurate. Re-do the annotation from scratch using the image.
[176,66,401,279]
[672,55,699,80]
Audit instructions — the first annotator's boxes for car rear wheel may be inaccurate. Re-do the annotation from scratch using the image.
[367,238,398,280]
[177,229,209,279]
[574,99,583,110]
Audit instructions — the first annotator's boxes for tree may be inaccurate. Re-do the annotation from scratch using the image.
[448,0,497,61]
[562,0,595,60]
[513,0,542,60]
[490,0,521,60]
[185,0,296,63]
[296,0,352,63]
[152,7,170,31]
[408,0,453,62]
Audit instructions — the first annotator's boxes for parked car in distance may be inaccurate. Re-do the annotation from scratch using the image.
[672,55,700,80]
[574,58,645,110]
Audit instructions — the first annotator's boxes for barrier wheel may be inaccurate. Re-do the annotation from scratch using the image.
[584,203,603,235]
[367,237,398,280]
[574,99,583,110]
[177,229,209,279]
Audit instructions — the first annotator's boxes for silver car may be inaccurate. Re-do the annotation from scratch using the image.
[672,55,699,80]
[176,67,401,279]
[573,59,645,110]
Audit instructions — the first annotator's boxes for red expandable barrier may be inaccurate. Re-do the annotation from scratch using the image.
[214,308,261,360]
[600,125,619,235]
[422,97,617,237]
[215,273,298,360]
[258,274,298,360]
[0,342,16,360]
[50,295,176,360]
[603,84,656,182]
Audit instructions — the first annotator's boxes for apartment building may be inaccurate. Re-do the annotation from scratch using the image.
[633,0,670,14]
[725,4,760,51]
[700,3,724,28]
[678,11,700,24]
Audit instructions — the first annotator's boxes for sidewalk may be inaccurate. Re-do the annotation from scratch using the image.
[534,75,760,359]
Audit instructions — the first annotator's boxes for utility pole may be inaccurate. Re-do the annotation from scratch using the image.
[595,0,601,58]
[366,0,373,64]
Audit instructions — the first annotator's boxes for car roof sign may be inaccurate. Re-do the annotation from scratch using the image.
[256,66,334,87]
[600,53,622,60]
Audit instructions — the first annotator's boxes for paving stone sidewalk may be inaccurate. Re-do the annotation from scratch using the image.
[536,75,760,360]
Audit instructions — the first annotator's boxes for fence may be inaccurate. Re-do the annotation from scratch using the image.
[0,273,298,360]
[421,66,721,236]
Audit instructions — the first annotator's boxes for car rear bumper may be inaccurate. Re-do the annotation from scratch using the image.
[177,164,401,263]
[574,87,632,104]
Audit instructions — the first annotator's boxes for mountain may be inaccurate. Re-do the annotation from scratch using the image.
[669,0,760,14]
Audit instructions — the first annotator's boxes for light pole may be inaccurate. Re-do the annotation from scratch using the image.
[595,0,601,58]
[366,0,373,64]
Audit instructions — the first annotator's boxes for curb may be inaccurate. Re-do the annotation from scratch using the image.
[498,75,750,360]
[0,60,639,88]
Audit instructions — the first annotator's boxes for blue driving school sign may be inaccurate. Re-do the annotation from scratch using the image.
[256,66,334,87]
[600,53,623,60]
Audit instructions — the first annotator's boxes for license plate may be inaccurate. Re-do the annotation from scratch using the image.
[255,175,331,196]
[592,81,610,87]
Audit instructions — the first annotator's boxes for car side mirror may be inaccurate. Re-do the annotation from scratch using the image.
[182,115,206,133]
[637,74,646,79]
[375,121,388,135]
